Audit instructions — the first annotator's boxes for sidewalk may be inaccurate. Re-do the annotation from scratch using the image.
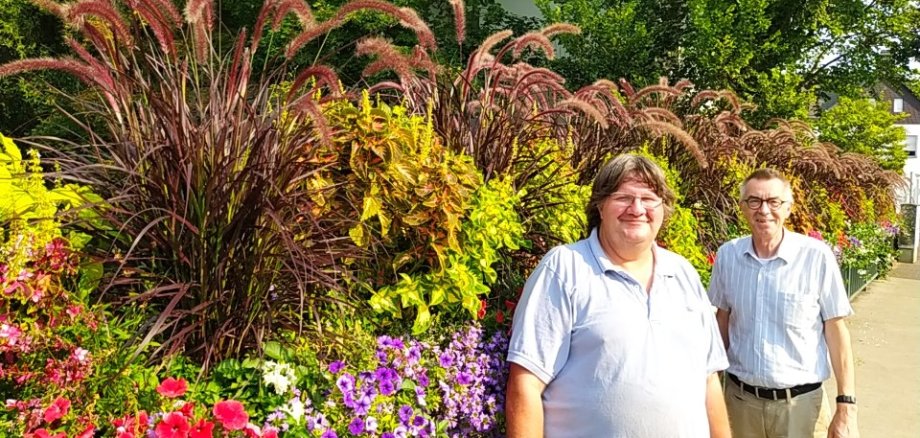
[827,263,920,437]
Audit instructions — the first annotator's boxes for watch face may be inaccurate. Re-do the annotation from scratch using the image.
[836,395,857,404]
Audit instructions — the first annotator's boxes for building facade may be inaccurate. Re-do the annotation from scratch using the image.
[877,83,920,204]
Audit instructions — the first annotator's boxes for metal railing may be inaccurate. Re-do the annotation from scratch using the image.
[842,264,879,299]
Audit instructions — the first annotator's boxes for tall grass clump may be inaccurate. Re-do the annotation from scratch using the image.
[0,0,424,366]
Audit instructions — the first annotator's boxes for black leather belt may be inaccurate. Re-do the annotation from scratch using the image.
[727,373,821,400]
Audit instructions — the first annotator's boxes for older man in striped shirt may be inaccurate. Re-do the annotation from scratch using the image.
[709,168,859,438]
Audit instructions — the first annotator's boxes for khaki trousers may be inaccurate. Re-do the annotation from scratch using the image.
[724,376,832,438]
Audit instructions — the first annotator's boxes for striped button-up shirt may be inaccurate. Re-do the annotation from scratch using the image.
[708,230,852,388]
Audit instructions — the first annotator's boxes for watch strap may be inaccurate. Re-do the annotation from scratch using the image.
[835,395,857,404]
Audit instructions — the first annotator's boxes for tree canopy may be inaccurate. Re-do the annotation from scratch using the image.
[815,96,908,171]
[537,0,920,124]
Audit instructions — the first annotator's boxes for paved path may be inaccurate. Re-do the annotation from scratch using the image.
[825,263,920,437]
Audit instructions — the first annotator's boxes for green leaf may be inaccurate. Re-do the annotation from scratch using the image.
[77,261,103,300]
[429,286,446,307]
[411,304,431,334]
[264,341,284,361]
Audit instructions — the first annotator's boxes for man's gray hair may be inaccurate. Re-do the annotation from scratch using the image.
[739,168,793,201]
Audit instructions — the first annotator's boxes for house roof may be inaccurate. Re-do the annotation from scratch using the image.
[875,82,920,125]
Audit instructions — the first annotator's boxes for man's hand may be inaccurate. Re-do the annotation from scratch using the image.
[828,403,858,438]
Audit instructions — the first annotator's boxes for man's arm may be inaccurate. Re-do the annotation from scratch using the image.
[825,317,859,438]
[506,363,547,438]
[715,308,730,350]
[706,372,731,438]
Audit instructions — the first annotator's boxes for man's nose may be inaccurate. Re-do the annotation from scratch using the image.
[626,197,647,212]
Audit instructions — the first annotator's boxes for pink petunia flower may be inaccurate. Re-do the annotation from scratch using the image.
[156,377,189,398]
[71,347,90,363]
[213,400,249,431]
[0,323,21,346]
[155,412,190,438]
[30,429,65,438]
[75,424,95,438]
[42,397,71,424]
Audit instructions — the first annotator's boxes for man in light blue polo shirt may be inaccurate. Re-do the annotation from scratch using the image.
[709,168,858,438]
[505,154,730,437]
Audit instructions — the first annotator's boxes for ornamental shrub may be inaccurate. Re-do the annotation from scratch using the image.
[367,174,525,334]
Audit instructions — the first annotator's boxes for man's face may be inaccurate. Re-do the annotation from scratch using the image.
[598,178,664,246]
[740,178,792,239]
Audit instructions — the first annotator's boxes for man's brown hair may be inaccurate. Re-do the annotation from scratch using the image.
[585,154,677,234]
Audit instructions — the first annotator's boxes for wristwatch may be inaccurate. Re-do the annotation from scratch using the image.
[835,395,857,404]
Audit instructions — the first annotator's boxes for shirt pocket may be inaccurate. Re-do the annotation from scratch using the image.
[779,290,820,329]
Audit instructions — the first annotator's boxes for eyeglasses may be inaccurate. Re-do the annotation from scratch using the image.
[741,197,789,210]
[608,193,663,209]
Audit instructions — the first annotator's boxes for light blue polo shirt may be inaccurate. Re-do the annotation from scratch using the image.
[508,229,728,438]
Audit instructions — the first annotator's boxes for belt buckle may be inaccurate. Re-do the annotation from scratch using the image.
[755,387,779,400]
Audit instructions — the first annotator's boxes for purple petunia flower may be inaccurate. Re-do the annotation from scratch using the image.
[348,417,365,435]
[379,378,396,396]
[336,373,355,393]
[381,433,395,438]
[406,345,421,364]
[438,353,454,368]
[354,395,372,415]
[321,429,338,438]
[328,360,345,374]
[375,366,397,382]
[456,371,473,386]
[398,405,413,423]
[412,415,427,428]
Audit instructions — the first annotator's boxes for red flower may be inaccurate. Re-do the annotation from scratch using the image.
[155,412,191,438]
[157,377,189,398]
[477,299,487,319]
[42,397,71,424]
[262,427,279,438]
[213,400,248,431]
[707,252,716,266]
[243,424,262,438]
[179,401,195,417]
[189,419,215,438]
[496,310,505,324]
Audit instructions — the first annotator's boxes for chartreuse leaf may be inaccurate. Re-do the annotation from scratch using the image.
[349,224,367,247]
[429,286,446,307]
[369,289,400,315]
[1,133,22,162]
[411,304,431,335]
[360,195,381,221]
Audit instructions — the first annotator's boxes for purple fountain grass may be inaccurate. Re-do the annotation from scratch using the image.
[448,0,466,45]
